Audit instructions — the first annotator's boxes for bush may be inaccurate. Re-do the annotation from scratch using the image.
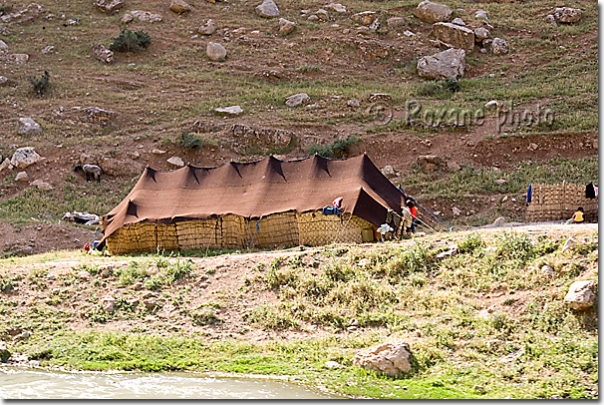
[109,29,151,53]
[180,132,203,149]
[308,134,360,158]
[27,70,50,97]
[458,233,484,254]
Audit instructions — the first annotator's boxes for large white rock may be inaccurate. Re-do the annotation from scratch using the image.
[564,280,597,310]
[432,22,475,51]
[285,93,310,107]
[18,118,41,135]
[413,0,451,24]
[255,0,280,18]
[554,7,581,23]
[352,341,412,376]
[167,156,185,167]
[10,147,41,169]
[15,171,28,182]
[206,42,227,61]
[417,48,466,80]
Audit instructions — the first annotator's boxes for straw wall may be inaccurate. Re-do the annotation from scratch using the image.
[526,183,598,223]
[105,210,377,254]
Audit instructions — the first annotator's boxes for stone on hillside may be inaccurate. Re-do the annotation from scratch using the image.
[206,42,227,61]
[81,106,116,125]
[0,76,7,86]
[474,27,489,42]
[347,99,360,108]
[0,341,10,363]
[564,280,597,310]
[451,17,465,26]
[417,48,466,80]
[381,165,396,178]
[0,40,7,50]
[324,3,346,13]
[255,0,280,18]
[152,149,167,155]
[368,93,391,102]
[285,93,310,107]
[41,45,54,54]
[278,18,296,35]
[352,341,412,376]
[432,22,475,51]
[121,13,133,23]
[215,106,244,115]
[414,0,452,24]
[562,236,576,252]
[94,0,125,15]
[315,9,329,22]
[307,15,318,21]
[170,0,191,14]
[416,155,446,173]
[541,265,554,277]
[368,18,380,31]
[10,146,42,169]
[15,171,28,182]
[0,158,13,173]
[0,53,29,64]
[351,11,377,26]
[386,17,405,29]
[198,19,218,35]
[100,157,144,177]
[475,9,488,20]
[490,37,508,54]
[102,297,116,313]
[544,14,556,26]
[167,156,185,167]
[0,3,44,24]
[92,44,114,63]
[130,10,163,22]
[554,7,581,23]
[31,179,53,190]
[492,216,505,226]
[18,117,41,135]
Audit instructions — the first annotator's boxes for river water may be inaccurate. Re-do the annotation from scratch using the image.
[0,368,339,399]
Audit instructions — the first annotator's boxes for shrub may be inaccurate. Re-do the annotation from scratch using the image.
[109,29,151,53]
[27,70,50,97]
[308,134,360,158]
[179,132,203,149]
[458,233,484,254]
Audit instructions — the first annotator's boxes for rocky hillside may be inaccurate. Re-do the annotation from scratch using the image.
[0,0,598,251]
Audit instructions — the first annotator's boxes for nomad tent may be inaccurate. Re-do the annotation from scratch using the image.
[100,154,407,254]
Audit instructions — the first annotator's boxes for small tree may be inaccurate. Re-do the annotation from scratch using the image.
[27,70,50,97]
[109,28,151,53]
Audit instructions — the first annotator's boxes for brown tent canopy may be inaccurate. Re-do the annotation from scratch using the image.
[101,154,407,241]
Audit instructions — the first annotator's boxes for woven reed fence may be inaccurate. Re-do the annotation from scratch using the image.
[526,183,598,223]
[105,210,377,254]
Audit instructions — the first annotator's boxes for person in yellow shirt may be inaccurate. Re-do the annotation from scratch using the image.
[571,207,584,224]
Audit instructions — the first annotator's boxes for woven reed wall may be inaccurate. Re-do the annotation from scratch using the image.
[526,183,599,222]
[105,211,377,254]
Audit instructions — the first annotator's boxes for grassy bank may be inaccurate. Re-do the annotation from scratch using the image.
[0,225,597,399]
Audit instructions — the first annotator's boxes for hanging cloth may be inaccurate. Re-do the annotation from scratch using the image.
[526,184,532,203]
[586,182,595,199]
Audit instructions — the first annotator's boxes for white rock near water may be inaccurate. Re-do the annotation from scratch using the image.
[352,341,412,377]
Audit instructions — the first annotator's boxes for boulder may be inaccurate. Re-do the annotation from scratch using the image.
[386,17,405,29]
[15,171,28,182]
[121,13,133,23]
[130,10,163,22]
[474,27,489,42]
[475,9,488,20]
[94,0,125,14]
[414,0,452,24]
[0,341,10,363]
[541,265,554,277]
[490,38,508,55]
[324,3,346,13]
[167,156,185,167]
[10,147,41,169]
[170,0,191,14]
[315,9,329,22]
[100,157,144,177]
[207,42,227,61]
[381,165,396,178]
[31,179,53,190]
[92,44,114,63]
[562,236,576,252]
[351,11,377,26]
[81,106,116,126]
[307,15,319,21]
[432,22,475,51]
[347,99,360,108]
[198,19,218,35]
[0,3,44,24]
[0,76,8,86]
[285,93,310,107]
[564,280,597,310]
[417,48,466,80]
[0,40,8,50]
[18,117,41,135]
[278,18,296,35]
[544,14,556,26]
[215,106,244,115]
[0,158,13,173]
[554,7,581,23]
[352,341,412,376]
[451,17,465,26]
[255,0,280,18]
[0,53,29,64]
[101,297,116,313]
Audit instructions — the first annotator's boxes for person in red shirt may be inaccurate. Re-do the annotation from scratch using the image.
[406,199,418,233]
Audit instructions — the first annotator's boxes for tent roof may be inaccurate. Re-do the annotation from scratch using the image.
[100,154,406,238]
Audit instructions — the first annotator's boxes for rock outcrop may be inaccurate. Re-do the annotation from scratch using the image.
[352,341,412,377]
[432,22,475,51]
[417,48,466,80]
